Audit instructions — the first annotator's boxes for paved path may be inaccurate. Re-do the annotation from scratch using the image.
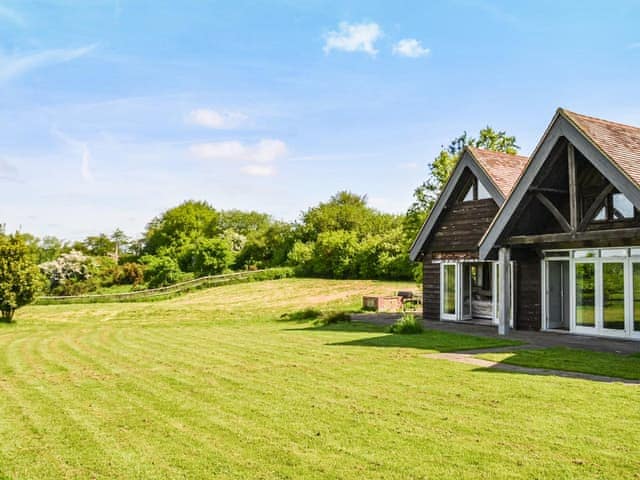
[351,313,640,355]
[428,352,640,385]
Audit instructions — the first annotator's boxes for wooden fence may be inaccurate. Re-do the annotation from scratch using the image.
[34,268,294,305]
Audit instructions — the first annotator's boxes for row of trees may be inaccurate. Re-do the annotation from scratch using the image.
[0,126,520,319]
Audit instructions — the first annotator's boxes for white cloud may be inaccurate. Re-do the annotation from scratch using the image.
[190,139,287,163]
[392,39,430,58]
[0,5,24,26]
[0,157,19,180]
[81,146,93,181]
[0,44,96,82]
[323,22,382,56]
[52,128,94,182]
[241,165,275,177]
[186,108,247,129]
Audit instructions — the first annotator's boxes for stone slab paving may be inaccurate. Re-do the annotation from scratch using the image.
[427,352,640,386]
[351,313,640,355]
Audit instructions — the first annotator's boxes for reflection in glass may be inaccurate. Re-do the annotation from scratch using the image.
[575,263,595,327]
[634,264,640,333]
[602,263,625,330]
[443,264,456,315]
[612,193,634,219]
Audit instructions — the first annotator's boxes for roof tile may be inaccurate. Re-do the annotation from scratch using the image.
[562,109,640,188]
[466,147,529,197]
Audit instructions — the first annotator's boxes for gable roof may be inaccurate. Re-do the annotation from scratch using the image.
[468,147,529,197]
[408,147,528,261]
[478,108,640,259]
[562,109,640,188]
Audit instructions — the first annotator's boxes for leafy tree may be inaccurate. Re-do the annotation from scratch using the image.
[301,191,390,241]
[405,127,519,240]
[0,234,42,321]
[179,238,233,276]
[144,200,220,254]
[218,210,271,236]
[309,230,360,279]
[83,234,116,257]
[235,221,296,269]
[141,255,184,288]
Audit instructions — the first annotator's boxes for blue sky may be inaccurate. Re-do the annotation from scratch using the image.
[1,0,640,240]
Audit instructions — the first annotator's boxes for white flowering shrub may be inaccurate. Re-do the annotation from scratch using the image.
[39,250,95,292]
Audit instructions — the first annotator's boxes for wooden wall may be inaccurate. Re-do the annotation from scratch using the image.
[422,255,440,320]
[513,248,541,330]
[426,199,499,253]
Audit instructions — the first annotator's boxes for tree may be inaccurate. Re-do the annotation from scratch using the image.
[83,234,116,257]
[301,191,390,241]
[405,127,519,239]
[179,238,233,276]
[0,234,42,321]
[144,200,220,255]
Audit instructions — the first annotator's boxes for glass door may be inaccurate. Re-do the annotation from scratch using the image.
[573,261,596,334]
[441,263,457,320]
[631,262,640,338]
[601,261,626,334]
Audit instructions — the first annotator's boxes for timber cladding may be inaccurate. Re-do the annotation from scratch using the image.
[513,249,541,330]
[422,256,440,321]
[426,198,499,254]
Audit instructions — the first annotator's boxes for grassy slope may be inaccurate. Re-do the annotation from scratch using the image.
[0,278,639,479]
[478,348,640,380]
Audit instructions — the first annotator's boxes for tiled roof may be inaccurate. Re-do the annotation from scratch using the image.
[467,147,529,197]
[562,109,640,188]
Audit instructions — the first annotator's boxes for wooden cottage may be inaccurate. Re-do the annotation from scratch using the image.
[410,108,640,340]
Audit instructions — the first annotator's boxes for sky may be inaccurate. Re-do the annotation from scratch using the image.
[1,0,640,240]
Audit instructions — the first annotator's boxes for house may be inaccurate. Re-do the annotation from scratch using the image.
[410,108,640,340]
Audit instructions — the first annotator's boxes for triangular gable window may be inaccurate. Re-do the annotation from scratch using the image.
[460,176,492,203]
[590,192,635,223]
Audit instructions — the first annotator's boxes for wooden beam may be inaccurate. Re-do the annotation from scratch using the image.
[577,184,615,231]
[498,247,511,336]
[568,144,578,231]
[529,187,569,194]
[535,193,572,233]
[505,227,640,246]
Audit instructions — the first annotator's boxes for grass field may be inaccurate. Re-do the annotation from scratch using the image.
[1,278,639,479]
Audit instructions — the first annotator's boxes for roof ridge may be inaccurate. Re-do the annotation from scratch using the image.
[560,108,640,131]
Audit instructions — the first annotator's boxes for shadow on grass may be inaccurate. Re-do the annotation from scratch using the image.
[289,321,522,352]
[473,347,640,382]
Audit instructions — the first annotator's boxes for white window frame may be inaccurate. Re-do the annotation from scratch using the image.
[542,247,640,339]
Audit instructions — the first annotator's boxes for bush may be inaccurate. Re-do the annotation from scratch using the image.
[0,234,42,321]
[280,308,322,322]
[178,238,233,276]
[386,313,423,334]
[320,311,351,324]
[141,255,184,288]
[115,262,145,286]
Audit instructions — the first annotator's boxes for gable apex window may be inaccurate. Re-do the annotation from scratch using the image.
[460,176,491,203]
[587,191,636,223]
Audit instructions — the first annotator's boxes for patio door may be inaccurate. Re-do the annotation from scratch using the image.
[573,260,597,334]
[632,262,640,339]
[546,260,569,330]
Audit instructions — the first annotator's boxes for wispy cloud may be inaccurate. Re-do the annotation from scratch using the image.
[0,5,25,26]
[190,138,287,176]
[392,39,430,58]
[52,128,94,182]
[190,139,287,163]
[0,157,19,181]
[241,165,275,177]
[323,22,382,56]
[186,108,247,129]
[0,44,97,82]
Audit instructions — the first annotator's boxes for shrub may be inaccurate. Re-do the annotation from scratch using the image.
[115,262,145,286]
[0,234,42,321]
[40,250,95,294]
[178,238,233,276]
[280,308,322,322]
[320,311,351,324]
[141,255,184,288]
[386,313,423,334]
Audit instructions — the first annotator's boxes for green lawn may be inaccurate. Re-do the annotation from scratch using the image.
[1,278,639,479]
[478,347,640,380]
